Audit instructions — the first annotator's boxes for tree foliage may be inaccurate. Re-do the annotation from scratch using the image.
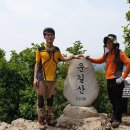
[93,70,112,113]
[123,0,130,57]
[0,43,44,123]
[123,0,130,114]
[66,41,87,55]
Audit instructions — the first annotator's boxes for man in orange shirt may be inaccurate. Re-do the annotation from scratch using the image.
[33,27,81,129]
[86,34,130,128]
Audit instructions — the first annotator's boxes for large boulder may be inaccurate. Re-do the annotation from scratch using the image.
[64,57,99,106]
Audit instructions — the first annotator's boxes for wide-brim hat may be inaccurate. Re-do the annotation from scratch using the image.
[104,34,119,46]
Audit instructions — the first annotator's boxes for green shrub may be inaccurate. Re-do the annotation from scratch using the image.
[93,70,112,113]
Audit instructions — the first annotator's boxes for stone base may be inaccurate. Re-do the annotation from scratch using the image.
[63,104,99,119]
[56,115,106,130]
[56,104,106,130]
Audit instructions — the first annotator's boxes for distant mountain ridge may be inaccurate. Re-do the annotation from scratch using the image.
[93,63,105,71]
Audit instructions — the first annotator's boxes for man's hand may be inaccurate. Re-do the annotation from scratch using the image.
[33,78,39,88]
[74,54,84,59]
[116,76,124,84]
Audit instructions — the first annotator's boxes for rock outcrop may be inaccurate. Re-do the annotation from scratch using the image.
[0,115,130,130]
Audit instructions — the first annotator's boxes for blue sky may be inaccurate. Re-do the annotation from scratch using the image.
[0,0,129,60]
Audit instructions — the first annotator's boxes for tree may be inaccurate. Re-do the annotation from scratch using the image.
[0,48,5,59]
[0,43,44,123]
[66,41,87,55]
[123,0,130,115]
[93,70,112,113]
[123,0,130,57]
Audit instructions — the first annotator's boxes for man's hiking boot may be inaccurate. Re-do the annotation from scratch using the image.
[38,116,47,129]
[46,115,57,127]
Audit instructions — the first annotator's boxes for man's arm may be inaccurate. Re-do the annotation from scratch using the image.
[63,55,82,61]
[33,62,39,87]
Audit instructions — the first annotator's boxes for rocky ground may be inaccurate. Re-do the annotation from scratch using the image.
[0,116,130,130]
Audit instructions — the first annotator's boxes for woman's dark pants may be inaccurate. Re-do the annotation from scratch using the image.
[107,79,127,121]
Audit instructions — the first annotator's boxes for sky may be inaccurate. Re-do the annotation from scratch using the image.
[0,0,129,60]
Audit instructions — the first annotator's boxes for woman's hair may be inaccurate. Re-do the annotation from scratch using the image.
[114,47,120,64]
[103,45,121,64]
